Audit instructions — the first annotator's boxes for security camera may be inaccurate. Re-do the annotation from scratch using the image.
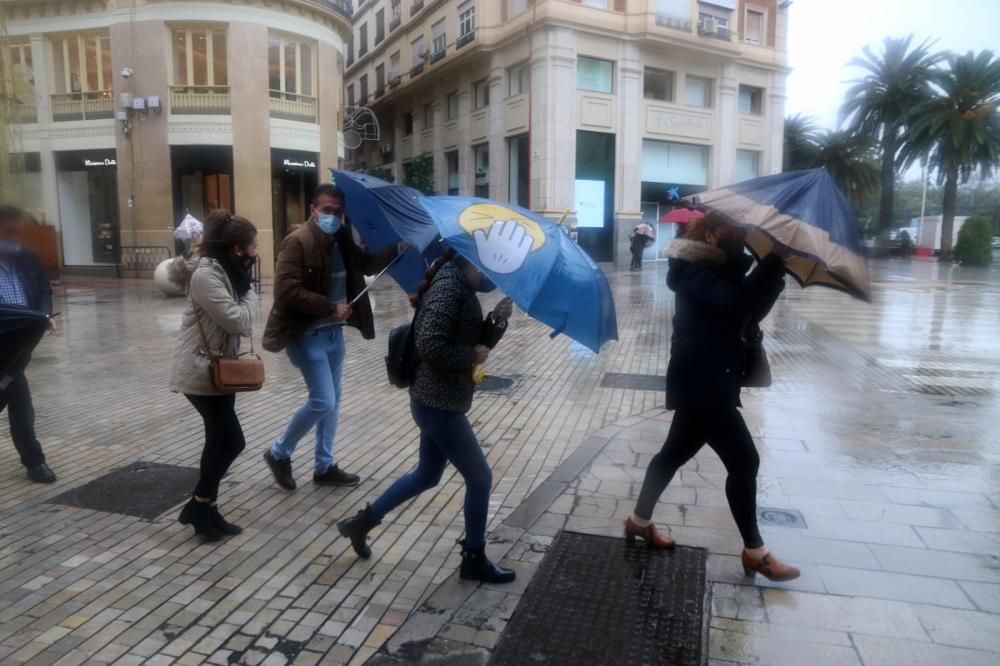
[121,67,134,79]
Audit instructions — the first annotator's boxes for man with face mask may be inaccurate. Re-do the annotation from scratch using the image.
[263,184,406,490]
[0,205,56,484]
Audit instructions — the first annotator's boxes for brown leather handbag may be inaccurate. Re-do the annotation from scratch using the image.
[193,306,265,393]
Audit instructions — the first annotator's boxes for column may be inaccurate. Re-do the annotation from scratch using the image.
[713,61,738,187]
[766,71,787,175]
[318,42,343,179]
[29,34,59,251]
[487,62,505,201]
[229,22,275,274]
[456,88,473,195]
[529,26,577,216]
[615,41,643,267]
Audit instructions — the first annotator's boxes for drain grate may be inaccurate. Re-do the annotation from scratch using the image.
[600,373,666,391]
[492,531,706,666]
[47,461,200,520]
[757,507,807,529]
[476,375,516,393]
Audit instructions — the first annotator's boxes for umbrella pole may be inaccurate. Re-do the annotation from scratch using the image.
[348,251,406,306]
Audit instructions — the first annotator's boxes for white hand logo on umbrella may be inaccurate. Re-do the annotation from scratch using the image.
[473,219,534,274]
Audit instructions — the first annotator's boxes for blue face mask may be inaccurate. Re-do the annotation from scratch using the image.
[316,214,342,236]
[0,240,22,255]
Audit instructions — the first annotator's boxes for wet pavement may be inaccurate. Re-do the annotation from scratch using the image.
[1,257,999,665]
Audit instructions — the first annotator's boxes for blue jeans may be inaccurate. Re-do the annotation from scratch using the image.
[370,399,492,549]
[271,326,345,472]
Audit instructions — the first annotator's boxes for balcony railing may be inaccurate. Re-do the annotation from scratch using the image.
[457,30,475,49]
[656,13,692,32]
[169,86,231,115]
[9,101,37,124]
[390,16,401,31]
[411,62,425,77]
[269,92,318,122]
[430,48,446,64]
[411,1,424,14]
[51,92,114,122]
[304,0,352,20]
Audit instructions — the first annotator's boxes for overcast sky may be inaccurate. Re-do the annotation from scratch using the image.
[785,0,1000,130]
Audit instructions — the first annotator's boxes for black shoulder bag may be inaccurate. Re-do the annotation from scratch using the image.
[386,307,420,389]
[741,319,772,388]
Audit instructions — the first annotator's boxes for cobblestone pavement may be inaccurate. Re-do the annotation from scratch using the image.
[2,258,1000,665]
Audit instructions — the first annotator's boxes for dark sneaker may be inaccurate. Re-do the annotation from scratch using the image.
[263,450,296,491]
[313,465,360,487]
[27,463,56,484]
[337,505,381,559]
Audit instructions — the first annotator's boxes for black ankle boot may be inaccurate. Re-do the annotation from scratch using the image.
[459,540,516,584]
[337,505,380,559]
[208,504,242,536]
[178,499,223,542]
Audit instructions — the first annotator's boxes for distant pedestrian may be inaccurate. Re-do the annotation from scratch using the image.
[0,205,56,484]
[624,212,801,582]
[262,184,405,490]
[630,224,655,270]
[337,249,517,584]
[170,211,259,541]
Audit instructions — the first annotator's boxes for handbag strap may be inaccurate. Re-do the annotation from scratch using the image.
[192,302,256,358]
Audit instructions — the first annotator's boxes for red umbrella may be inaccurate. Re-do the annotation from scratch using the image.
[660,208,702,224]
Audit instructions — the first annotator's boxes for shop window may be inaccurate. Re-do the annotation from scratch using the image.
[508,134,529,208]
[473,79,490,110]
[644,67,674,102]
[446,151,459,195]
[738,85,763,115]
[473,143,490,198]
[684,75,713,108]
[577,56,614,94]
[508,62,530,97]
[735,149,760,182]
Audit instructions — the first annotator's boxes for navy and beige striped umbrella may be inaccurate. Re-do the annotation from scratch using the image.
[692,169,871,301]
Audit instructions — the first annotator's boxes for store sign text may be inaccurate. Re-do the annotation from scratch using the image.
[84,158,117,167]
[282,159,317,169]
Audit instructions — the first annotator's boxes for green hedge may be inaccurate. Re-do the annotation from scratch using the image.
[954,216,993,266]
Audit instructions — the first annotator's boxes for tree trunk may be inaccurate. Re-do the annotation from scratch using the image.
[875,130,897,256]
[939,164,959,262]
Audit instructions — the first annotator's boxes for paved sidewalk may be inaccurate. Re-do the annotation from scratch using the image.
[1,259,999,665]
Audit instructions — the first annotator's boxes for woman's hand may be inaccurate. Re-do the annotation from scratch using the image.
[491,297,514,323]
[474,345,489,366]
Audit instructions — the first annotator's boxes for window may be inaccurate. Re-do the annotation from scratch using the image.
[641,139,709,186]
[431,19,446,58]
[507,0,529,17]
[376,64,385,94]
[657,0,691,22]
[391,0,402,27]
[745,8,764,44]
[404,111,414,135]
[684,75,712,108]
[170,29,227,88]
[359,74,368,102]
[390,52,401,81]
[446,151,459,195]
[411,35,425,68]
[459,1,476,38]
[508,135,530,208]
[577,56,614,93]
[643,68,674,102]
[735,150,760,182]
[268,33,315,99]
[346,38,354,66]
[347,83,355,107]
[508,62,530,97]
[581,0,609,7]
[447,92,458,120]
[473,79,490,110]
[50,33,112,94]
[699,12,730,30]
[738,85,762,115]
[473,143,490,197]
[359,23,368,56]
[6,41,34,120]
[423,102,434,128]
[376,10,386,44]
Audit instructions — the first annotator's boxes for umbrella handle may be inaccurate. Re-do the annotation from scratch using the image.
[348,251,406,306]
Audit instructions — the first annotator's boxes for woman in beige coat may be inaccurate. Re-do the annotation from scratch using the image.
[170,211,258,541]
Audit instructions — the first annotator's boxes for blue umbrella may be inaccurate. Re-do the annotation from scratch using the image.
[331,170,439,293]
[693,169,871,301]
[418,197,618,353]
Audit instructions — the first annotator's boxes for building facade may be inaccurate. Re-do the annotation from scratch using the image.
[343,0,789,264]
[2,0,352,276]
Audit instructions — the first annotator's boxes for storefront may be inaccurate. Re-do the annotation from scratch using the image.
[574,130,616,262]
[640,138,709,260]
[171,145,234,229]
[55,149,120,266]
[271,149,319,259]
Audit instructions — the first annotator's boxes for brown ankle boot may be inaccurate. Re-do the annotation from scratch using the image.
[624,516,675,550]
[742,550,800,582]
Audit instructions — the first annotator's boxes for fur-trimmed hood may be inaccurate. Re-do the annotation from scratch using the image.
[664,238,727,264]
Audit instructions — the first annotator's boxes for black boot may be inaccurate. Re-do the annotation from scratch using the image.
[208,504,242,536]
[178,499,223,542]
[459,540,516,584]
[337,505,380,559]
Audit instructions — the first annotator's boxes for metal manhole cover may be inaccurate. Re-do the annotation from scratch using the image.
[757,507,807,528]
[600,373,666,391]
[47,461,200,520]
[476,375,515,393]
[492,531,706,666]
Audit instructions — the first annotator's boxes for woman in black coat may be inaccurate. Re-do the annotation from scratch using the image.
[624,212,800,582]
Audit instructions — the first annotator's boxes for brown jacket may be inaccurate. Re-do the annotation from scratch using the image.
[262,219,399,352]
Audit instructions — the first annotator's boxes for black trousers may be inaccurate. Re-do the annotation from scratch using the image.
[0,371,46,468]
[630,242,645,269]
[185,394,246,502]
[635,407,763,549]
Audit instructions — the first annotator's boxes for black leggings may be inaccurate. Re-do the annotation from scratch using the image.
[634,407,763,549]
[185,394,246,502]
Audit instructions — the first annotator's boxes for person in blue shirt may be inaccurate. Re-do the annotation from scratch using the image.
[0,205,56,484]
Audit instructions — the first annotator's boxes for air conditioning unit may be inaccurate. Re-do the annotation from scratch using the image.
[699,16,717,34]
[380,144,393,155]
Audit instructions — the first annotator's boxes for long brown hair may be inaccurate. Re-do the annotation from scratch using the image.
[683,211,737,243]
[410,247,458,308]
[198,210,256,256]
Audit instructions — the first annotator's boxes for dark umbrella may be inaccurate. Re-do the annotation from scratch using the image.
[0,305,49,389]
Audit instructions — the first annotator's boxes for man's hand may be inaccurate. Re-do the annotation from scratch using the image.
[46,318,57,335]
[474,345,489,366]
[334,303,353,320]
[491,297,514,324]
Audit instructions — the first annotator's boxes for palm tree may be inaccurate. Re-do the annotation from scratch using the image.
[901,50,1000,259]
[812,130,881,206]
[783,114,819,171]
[841,36,943,245]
